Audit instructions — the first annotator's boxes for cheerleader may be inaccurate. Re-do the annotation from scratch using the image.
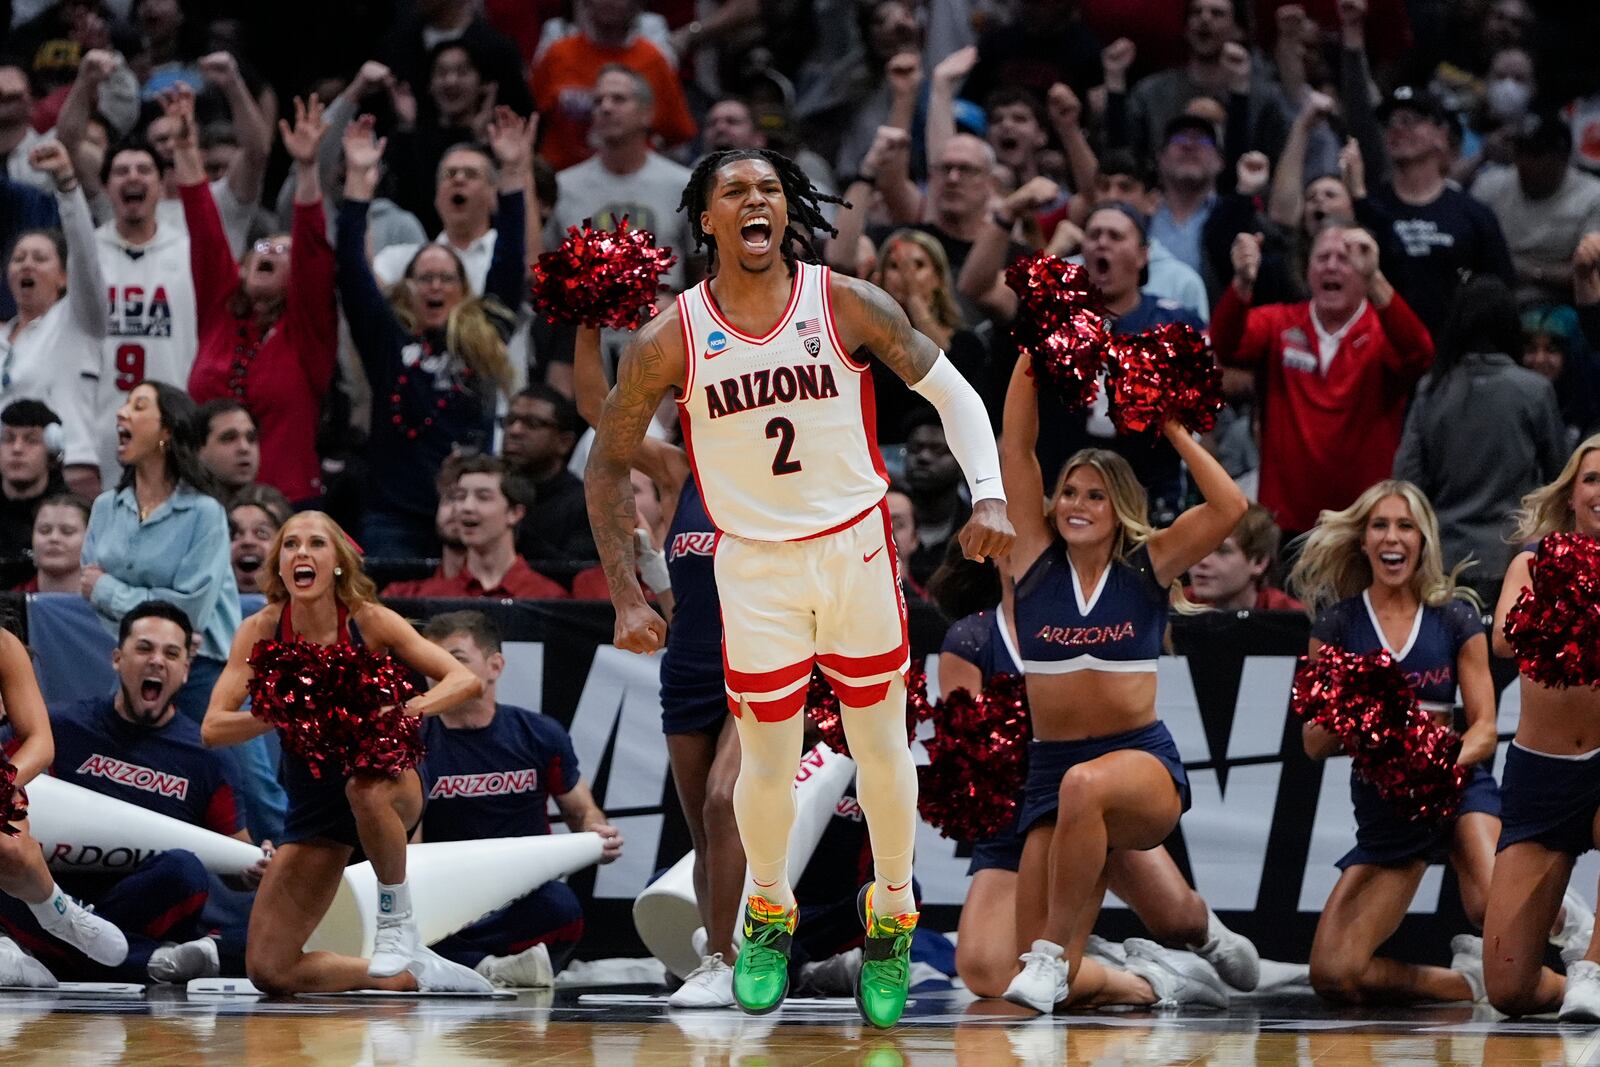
[1287,480,1570,1004]
[931,553,1260,999]
[1483,435,1600,1018]
[996,352,1248,1013]
[202,512,490,993]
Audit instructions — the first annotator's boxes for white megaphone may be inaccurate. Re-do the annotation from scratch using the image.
[27,774,265,875]
[633,742,856,978]
[304,833,605,958]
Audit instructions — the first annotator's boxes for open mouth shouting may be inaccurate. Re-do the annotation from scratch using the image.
[740,214,773,255]
[138,673,165,704]
[236,552,263,575]
[1376,550,1408,577]
[292,563,317,589]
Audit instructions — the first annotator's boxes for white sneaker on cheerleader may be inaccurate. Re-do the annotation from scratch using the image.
[37,897,127,967]
[1084,934,1125,968]
[670,953,736,1007]
[0,937,55,988]
[148,936,220,984]
[369,914,420,979]
[1561,960,1600,1021]
[1556,889,1596,967]
[1450,935,1487,1003]
[1123,938,1229,1009]
[1188,908,1261,991]
[475,943,554,989]
[1003,939,1070,1014]
[405,946,495,993]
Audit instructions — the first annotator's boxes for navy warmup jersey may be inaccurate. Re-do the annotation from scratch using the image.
[1014,542,1168,674]
[1312,593,1484,710]
[419,704,581,842]
[940,610,1021,681]
[660,478,724,714]
[49,699,240,835]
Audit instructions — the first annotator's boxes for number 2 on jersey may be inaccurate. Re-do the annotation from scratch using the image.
[766,417,802,476]
[114,343,146,391]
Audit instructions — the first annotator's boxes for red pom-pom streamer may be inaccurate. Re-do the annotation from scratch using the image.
[1291,647,1466,822]
[248,639,422,779]
[916,673,1031,842]
[1004,255,1110,409]
[1108,322,1223,435]
[1504,533,1600,688]
[530,217,677,330]
[0,757,26,836]
[804,668,925,758]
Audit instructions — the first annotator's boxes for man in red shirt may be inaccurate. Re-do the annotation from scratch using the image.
[406,456,567,599]
[1212,223,1434,538]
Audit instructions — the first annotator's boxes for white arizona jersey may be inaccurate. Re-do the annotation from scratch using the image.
[92,222,199,484]
[677,260,888,541]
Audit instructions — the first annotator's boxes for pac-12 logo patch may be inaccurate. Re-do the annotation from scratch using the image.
[705,330,728,357]
[804,336,821,356]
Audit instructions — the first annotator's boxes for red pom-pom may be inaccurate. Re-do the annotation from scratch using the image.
[1291,647,1467,822]
[530,217,677,330]
[1004,255,1110,409]
[804,668,925,758]
[0,757,25,836]
[916,673,1031,841]
[248,640,421,779]
[1504,533,1600,688]
[1108,323,1224,434]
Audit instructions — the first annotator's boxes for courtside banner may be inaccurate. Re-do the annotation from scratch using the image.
[18,594,1543,964]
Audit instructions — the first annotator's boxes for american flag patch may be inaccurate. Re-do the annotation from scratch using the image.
[795,318,821,338]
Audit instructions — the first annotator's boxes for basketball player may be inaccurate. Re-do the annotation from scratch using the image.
[585,150,1013,1027]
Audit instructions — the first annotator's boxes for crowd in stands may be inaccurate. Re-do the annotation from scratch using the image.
[0,0,1595,984]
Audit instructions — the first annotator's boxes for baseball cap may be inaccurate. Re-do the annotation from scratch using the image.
[1163,113,1220,147]
[1376,85,1449,125]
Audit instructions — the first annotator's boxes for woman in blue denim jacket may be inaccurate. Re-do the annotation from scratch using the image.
[81,380,284,838]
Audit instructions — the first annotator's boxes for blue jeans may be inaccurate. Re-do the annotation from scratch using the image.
[361,510,439,559]
[174,655,287,842]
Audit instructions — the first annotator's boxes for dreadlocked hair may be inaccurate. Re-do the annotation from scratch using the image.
[679,149,850,273]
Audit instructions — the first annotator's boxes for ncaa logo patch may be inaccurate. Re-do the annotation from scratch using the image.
[804,336,821,356]
[706,331,728,357]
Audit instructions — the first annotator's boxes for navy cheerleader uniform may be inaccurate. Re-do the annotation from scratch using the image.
[1311,593,1499,869]
[659,480,725,736]
[939,609,1027,874]
[1011,541,1190,836]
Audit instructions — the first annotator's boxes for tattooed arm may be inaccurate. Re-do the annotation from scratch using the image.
[583,308,688,653]
[829,273,1015,562]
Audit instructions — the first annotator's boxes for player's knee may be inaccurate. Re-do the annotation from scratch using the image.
[345,775,389,812]
[703,779,737,829]
[246,947,295,996]
[1057,764,1104,814]
[956,942,1017,999]
[147,849,209,896]
[1485,959,1545,1016]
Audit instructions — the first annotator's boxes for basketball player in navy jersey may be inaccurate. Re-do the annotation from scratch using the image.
[586,149,1013,1026]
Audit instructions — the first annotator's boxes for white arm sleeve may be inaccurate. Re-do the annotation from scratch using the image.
[910,353,1005,503]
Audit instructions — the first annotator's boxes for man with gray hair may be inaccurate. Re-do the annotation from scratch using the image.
[371,143,503,290]
[550,65,695,290]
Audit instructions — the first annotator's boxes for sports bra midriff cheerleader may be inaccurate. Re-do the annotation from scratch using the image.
[1013,539,1169,674]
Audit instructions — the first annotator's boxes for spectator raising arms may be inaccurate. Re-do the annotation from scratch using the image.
[0,140,106,498]
[336,109,530,558]
[82,382,243,729]
[182,91,338,506]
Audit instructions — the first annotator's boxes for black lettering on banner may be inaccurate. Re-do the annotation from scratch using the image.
[766,416,801,475]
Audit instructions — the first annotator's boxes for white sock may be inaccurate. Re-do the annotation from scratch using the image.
[377,880,413,921]
[27,886,71,928]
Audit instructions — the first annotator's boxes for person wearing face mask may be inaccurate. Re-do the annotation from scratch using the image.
[1216,223,1433,542]
[994,347,1250,1014]
[1485,437,1600,1019]
[337,110,528,559]
[18,493,89,593]
[0,139,105,499]
[202,511,492,995]
[1471,114,1600,307]
[227,484,292,596]
[1289,481,1590,1006]
[1453,46,1536,187]
[0,601,253,987]
[181,90,337,507]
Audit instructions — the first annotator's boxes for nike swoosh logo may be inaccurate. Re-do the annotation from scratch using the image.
[704,349,722,359]
[863,546,884,564]
[976,477,997,484]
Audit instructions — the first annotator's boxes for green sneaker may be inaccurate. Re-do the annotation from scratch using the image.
[856,883,918,1029]
[732,894,795,1014]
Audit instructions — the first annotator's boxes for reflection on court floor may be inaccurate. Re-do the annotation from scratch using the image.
[0,988,1596,1065]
